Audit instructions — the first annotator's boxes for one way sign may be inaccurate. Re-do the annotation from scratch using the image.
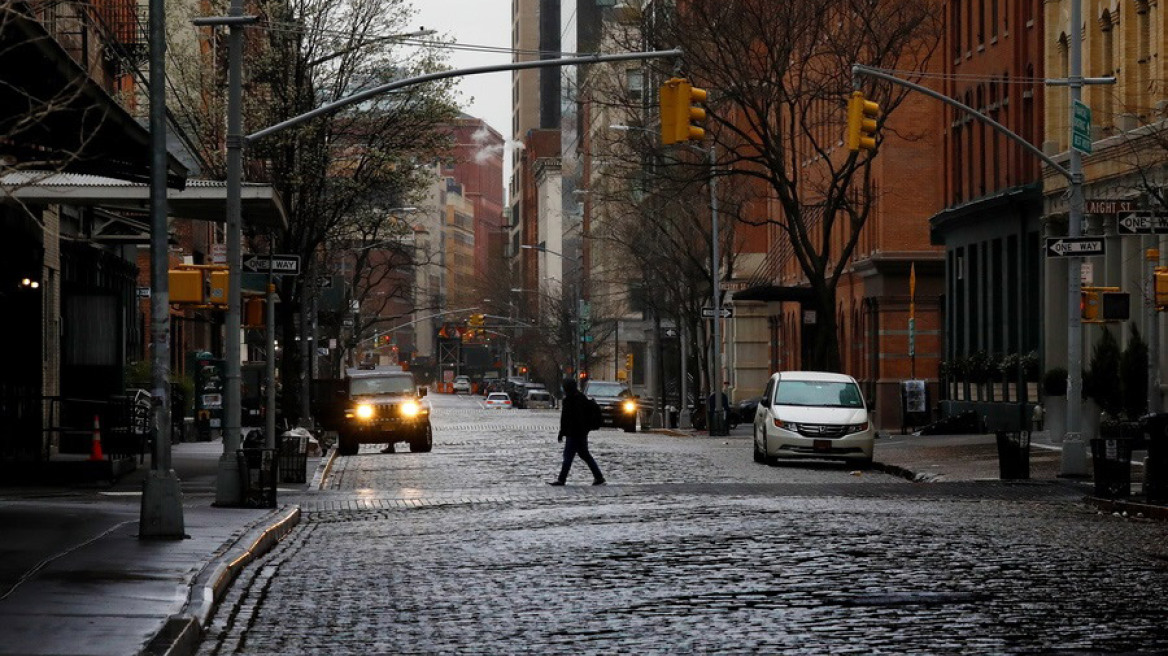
[700,307,734,319]
[1045,237,1105,258]
[243,254,301,275]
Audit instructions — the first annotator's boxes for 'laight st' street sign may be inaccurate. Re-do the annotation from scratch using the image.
[1045,237,1105,258]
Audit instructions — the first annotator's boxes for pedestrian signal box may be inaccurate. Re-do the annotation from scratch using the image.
[169,270,204,304]
[1157,268,1168,310]
[1081,286,1129,323]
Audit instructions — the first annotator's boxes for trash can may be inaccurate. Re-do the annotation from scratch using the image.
[666,405,679,429]
[995,430,1030,480]
[1090,438,1133,499]
[1140,413,1168,503]
[279,434,309,484]
[237,447,277,508]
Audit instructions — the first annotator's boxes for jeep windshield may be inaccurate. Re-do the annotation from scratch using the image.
[586,382,627,397]
[350,375,415,396]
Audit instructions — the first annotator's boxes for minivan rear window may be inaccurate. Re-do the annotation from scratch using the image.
[775,381,863,408]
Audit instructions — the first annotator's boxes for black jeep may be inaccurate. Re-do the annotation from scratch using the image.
[334,367,432,456]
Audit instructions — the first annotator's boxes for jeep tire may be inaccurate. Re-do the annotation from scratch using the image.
[409,423,433,453]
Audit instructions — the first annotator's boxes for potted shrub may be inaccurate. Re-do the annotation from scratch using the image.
[949,356,969,400]
[1020,351,1041,403]
[999,353,1021,402]
[967,350,992,401]
[1042,367,1068,440]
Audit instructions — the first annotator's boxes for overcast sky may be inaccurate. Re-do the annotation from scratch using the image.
[412,1,514,153]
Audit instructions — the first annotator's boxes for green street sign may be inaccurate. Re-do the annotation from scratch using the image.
[1072,100,1092,154]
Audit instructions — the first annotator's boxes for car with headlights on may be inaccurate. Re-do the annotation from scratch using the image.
[582,380,639,432]
[337,367,431,456]
[753,371,873,467]
[484,392,512,409]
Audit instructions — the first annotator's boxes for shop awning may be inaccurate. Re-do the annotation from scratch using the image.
[0,172,288,233]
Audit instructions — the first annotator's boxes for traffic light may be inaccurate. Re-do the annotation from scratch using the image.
[659,77,708,145]
[625,353,634,370]
[845,90,880,152]
[469,313,485,327]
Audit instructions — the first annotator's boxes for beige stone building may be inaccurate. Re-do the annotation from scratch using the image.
[1042,0,1168,411]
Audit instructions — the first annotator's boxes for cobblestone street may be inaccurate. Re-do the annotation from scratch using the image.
[198,394,1168,654]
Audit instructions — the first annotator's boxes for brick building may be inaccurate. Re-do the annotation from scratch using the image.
[928,0,1047,429]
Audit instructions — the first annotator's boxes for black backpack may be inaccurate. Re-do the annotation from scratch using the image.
[585,397,603,431]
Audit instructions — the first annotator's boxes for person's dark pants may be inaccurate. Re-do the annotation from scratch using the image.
[558,432,604,482]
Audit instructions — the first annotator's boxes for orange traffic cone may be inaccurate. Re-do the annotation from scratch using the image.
[88,414,105,461]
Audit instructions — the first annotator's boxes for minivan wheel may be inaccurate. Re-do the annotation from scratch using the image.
[753,429,765,463]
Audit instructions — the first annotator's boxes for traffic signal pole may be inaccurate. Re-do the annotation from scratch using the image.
[854,37,1115,475]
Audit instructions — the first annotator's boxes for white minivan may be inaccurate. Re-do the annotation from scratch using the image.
[753,371,874,467]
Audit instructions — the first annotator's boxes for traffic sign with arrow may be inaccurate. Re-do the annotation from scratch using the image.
[700,307,734,319]
[1045,237,1105,258]
[243,254,301,275]
[1116,211,1168,235]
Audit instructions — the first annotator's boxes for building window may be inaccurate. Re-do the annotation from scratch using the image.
[626,68,643,102]
[1100,11,1114,131]
[991,0,998,37]
[954,0,963,59]
[978,0,985,44]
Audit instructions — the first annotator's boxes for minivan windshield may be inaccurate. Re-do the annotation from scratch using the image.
[774,380,864,408]
[350,375,415,396]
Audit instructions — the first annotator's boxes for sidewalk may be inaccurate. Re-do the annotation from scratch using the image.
[0,439,323,656]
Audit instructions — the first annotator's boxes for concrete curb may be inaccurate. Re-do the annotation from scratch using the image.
[1085,496,1168,521]
[141,506,301,656]
[310,446,337,490]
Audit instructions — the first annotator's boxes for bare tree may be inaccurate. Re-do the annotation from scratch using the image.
[179,0,460,419]
[625,0,943,370]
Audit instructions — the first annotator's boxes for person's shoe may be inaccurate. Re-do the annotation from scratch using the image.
[546,480,566,486]
[592,478,606,486]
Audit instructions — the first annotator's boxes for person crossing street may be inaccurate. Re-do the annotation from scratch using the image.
[547,378,606,486]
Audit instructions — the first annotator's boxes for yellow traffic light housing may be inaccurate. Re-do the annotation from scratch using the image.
[1081,286,1129,323]
[845,91,880,152]
[659,78,707,145]
[1081,288,1102,322]
[1156,267,1168,310]
[625,353,634,370]
[169,270,204,304]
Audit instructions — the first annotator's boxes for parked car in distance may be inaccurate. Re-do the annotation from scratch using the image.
[452,375,471,394]
[484,392,512,409]
[582,380,638,432]
[525,388,555,409]
[753,371,873,467]
[733,395,763,426]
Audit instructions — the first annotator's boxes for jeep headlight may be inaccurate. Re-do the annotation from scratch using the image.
[622,400,637,414]
[401,401,420,418]
[355,403,374,420]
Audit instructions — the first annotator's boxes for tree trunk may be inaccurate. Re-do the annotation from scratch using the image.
[809,283,842,372]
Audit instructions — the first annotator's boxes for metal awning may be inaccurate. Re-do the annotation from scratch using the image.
[0,172,288,230]
[0,6,188,186]
[732,285,817,303]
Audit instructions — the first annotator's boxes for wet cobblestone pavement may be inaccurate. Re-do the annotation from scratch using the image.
[198,396,1168,655]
